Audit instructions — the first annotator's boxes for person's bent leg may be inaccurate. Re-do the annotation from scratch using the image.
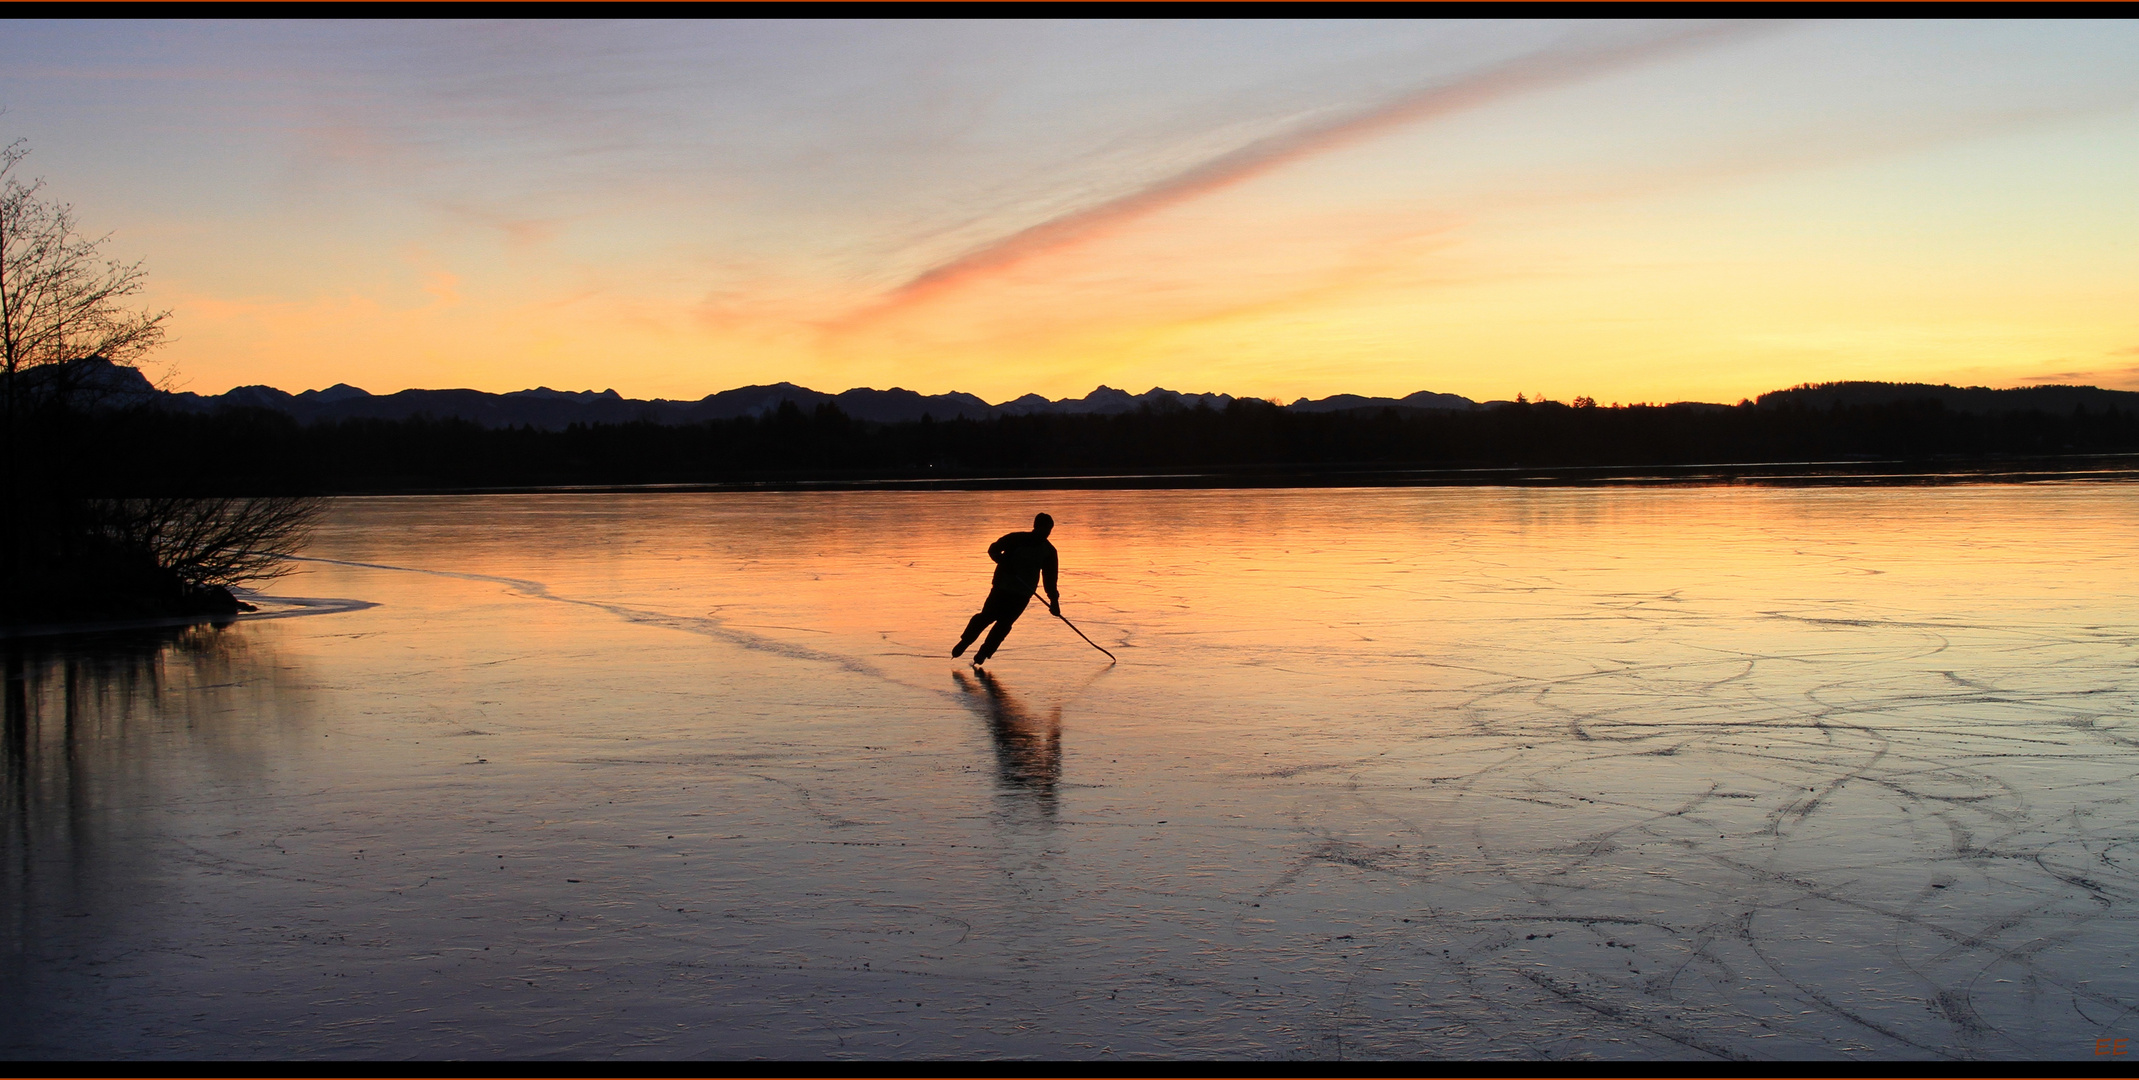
[972,598,1027,664]
[953,610,995,657]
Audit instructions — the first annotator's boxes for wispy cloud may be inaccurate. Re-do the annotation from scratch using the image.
[838,21,1773,327]
[438,201,565,248]
[2022,363,2139,388]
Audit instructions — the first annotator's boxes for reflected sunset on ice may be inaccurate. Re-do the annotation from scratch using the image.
[6,487,2136,1059]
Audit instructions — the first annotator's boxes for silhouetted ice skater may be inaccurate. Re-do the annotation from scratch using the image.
[953,512,1059,666]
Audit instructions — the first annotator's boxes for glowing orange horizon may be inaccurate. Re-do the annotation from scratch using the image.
[15,21,2126,407]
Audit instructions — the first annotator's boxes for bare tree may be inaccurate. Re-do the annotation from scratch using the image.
[1,133,319,622]
[0,136,170,413]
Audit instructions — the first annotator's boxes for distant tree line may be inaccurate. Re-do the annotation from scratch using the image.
[56,393,2139,496]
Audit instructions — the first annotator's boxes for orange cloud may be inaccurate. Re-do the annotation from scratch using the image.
[422,269,461,306]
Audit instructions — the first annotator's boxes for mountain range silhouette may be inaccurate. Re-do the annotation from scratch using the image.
[143,370,1480,429]
[54,358,2139,431]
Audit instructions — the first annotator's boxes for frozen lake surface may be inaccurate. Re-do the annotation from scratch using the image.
[5,486,2137,1061]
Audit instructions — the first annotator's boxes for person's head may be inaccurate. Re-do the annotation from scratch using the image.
[1033,512,1054,537]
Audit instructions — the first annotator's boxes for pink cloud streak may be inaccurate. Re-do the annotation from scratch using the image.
[841,21,1776,327]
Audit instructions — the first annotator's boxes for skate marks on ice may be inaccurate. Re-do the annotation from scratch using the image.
[289,555,895,683]
[1210,597,2139,1058]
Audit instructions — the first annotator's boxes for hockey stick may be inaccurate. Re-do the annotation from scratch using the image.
[1035,588,1117,662]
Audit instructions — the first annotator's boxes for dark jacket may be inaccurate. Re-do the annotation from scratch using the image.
[988,530,1059,601]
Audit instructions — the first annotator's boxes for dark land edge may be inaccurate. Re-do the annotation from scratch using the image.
[45,395,2139,496]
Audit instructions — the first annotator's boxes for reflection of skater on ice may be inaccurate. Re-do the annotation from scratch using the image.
[953,512,1059,666]
[953,667,1062,811]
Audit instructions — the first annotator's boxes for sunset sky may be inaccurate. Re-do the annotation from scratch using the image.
[5,19,2137,405]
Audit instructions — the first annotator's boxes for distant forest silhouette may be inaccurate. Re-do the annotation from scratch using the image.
[54,381,2139,494]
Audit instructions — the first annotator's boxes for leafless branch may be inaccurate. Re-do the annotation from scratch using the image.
[1,138,170,401]
[91,496,326,590]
